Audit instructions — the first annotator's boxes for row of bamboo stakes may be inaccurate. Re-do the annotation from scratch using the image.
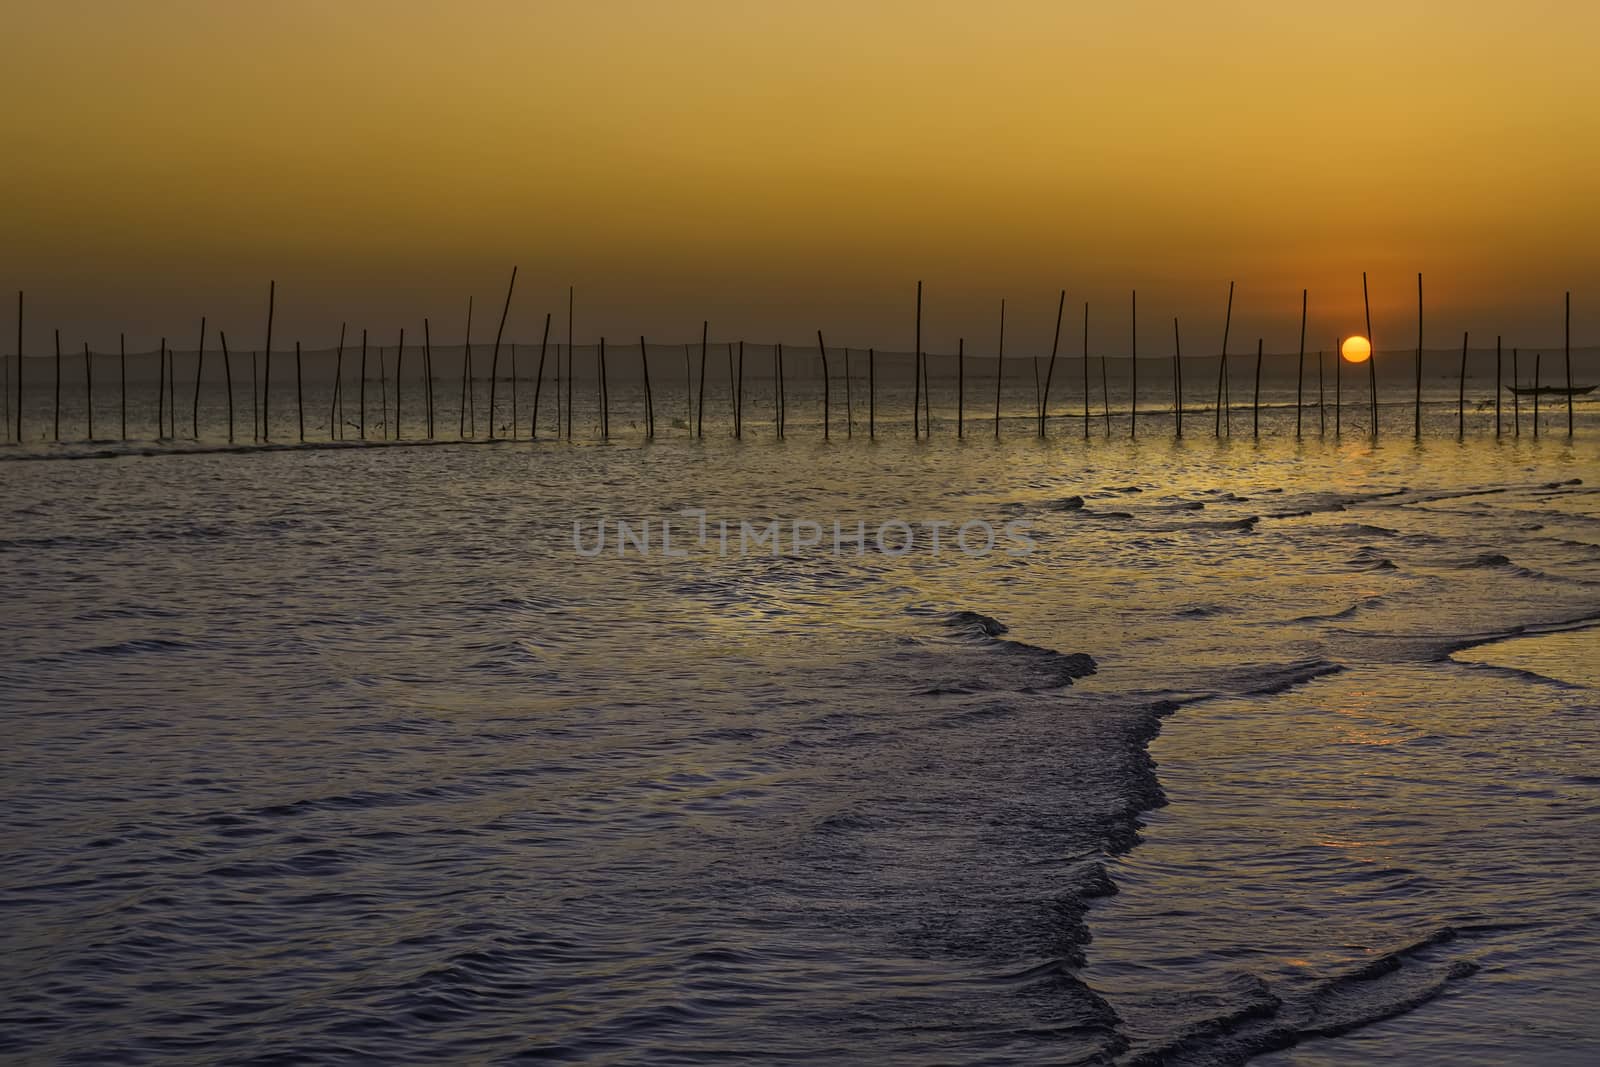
[3,274,1582,445]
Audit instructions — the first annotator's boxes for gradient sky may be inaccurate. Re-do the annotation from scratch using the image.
[4,0,1597,356]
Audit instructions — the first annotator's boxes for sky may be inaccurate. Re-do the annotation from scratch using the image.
[4,0,1597,357]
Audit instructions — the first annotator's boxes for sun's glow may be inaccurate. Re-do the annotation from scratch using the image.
[1341,336,1372,363]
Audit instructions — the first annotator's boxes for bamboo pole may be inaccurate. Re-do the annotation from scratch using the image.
[330,324,345,439]
[921,338,930,436]
[1458,331,1468,439]
[1566,291,1573,436]
[1534,353,1541,438]
[1130,289,1137,438]
[460,297,473,439]
[868,346,875,439]
[381,347,390,438]
[768,343,780,441]
[736,340,744,439]
[190,317,205,438]
[263,280,275,441]
[120,333,127,440]
[166,334,175,437]
[1317,350,1325,436]
[1495,336,1502,437]
[817,329,830,439]
[599,336,609,438]
[1040,289,1065,437]
[913,281,922,440]
[1100,348,1111,437]
[394,329,405,440]
[1082,302,1090,439]
[1363,272,1378,436]
[423,319,434,439]
[957,337,964,438]
[12,291,19,443]
[994,299,1005,439]
[572,286,579,441]
[1415,273,1423,438]
[1215,281,1233,437]
[1253,338,1262,438]
[221,331,234,443]
[530,313,551,439]
[1513,348,1521,436]
[1173,317,1183,438]
[639,334,654,437]
[360,329,368,440]
[296,340,306,442]
[157,335,167,439]
[697,320,709,438]
[83,341,93,440]
[54,329,61,441]
[843,346,852,437]
[727,341,736,433]
[1296,289,1306,437]
[486,267,517,440]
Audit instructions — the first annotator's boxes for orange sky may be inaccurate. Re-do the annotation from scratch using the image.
[3,0,1596,355]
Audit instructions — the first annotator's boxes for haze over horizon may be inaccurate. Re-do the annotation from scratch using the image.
[5,0,1596,355]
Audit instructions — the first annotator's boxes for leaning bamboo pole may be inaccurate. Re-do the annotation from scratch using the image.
[530,313,551,439]
[330,323,346,440]
[697,320,709,438]
[190,316,206,439]
[638,334,654,438]
[394,329,405,440]
[1039,289,1065,437]
[817,329,831,440]
[487,266,517,440]
[220,331,234,443]
[262,280,275,441]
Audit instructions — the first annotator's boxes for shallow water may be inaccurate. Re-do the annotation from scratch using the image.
[2,411,1597,1063]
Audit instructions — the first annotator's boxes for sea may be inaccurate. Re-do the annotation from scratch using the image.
[2,358,1597,1064]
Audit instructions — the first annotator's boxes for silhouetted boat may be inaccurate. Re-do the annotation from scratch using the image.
[1505,384,1595,396]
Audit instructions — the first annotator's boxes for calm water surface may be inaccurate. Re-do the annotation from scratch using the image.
[3,408,1597,1064]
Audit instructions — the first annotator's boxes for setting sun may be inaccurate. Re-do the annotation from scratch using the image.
[1341,336,1372,363]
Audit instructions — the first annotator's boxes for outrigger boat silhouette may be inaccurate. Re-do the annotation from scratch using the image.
[1505,383,1595,396]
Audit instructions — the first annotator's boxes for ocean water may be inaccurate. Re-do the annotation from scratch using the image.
[2,393,1597,1064]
